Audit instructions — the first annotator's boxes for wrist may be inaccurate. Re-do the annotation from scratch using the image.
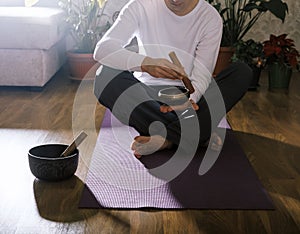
[141,56,152,72]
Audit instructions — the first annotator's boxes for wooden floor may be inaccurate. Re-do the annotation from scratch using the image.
[0,67,299,233]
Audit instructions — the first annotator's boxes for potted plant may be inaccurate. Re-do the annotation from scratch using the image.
[24,0,110,79]
[205,0,289,75]
[231,39,265,90]
[58,0,111,80]
[263,33,299,91]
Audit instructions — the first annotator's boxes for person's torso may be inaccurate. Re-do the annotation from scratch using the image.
[131,0,219,85]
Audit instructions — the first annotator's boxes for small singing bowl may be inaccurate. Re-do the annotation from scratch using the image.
[28,144,79,182]
[158,87,190,106]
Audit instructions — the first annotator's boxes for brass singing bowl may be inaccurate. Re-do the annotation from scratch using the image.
[158,87,190,106]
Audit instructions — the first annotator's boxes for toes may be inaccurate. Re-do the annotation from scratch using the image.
[134,151,142,158]
[210,132,223,151]
[160,105,173,113]
[131,135,169,157]
[131,136,150,158]
[130,140,137,150]
[134,136,150,143]
[160,105,168,113]
[131,136,149,150]
[212,132,223,145]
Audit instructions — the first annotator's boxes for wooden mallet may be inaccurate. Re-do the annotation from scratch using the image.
[60,131,88,157]
[169,51,195,94]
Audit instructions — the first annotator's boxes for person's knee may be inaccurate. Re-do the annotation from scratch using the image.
[94,66,141,110]
[94,65,111,100]
[94,66,120,96]
[94,66,130,103]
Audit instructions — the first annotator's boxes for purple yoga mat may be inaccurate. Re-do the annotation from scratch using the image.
[79,111,274,209]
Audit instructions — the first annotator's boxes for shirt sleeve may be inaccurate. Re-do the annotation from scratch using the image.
[189,18,223,103]
[93,0,146,71]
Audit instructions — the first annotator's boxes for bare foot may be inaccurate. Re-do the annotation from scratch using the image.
[200,132,223,151]
[210,132,223,151]
[130,135,173,158]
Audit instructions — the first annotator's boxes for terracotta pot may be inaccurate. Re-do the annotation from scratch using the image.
[66,52,100,80]
[213,47,235,77]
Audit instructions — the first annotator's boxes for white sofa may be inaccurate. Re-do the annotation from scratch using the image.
[0,1,67,87]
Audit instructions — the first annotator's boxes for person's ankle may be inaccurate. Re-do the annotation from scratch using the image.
[163,138,173,149]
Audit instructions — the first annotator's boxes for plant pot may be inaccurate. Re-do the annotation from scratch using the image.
[213,47,235,77]
[248,66,262,91]
[268,62,292,91]
[66,52,100,80]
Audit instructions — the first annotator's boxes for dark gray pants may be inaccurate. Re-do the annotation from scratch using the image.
[94,62,252,148]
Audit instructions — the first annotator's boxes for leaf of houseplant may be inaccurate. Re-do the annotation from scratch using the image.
[97,0,106,8]
[243,2,266,12]
[260,0,288,22]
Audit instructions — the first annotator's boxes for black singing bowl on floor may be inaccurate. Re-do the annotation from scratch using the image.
[158,87,190,106]
[28,144,79,181]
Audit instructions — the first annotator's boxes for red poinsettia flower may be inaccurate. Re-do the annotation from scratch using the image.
[263,34,300,68]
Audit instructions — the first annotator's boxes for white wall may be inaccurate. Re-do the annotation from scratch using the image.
[244,0,300,50]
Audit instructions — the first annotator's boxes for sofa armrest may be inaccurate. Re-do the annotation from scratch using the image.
[33,0,59,8]
[0,0,24,6]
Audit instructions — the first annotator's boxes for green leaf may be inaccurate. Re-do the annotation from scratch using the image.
[243,3,261,12]
[261,0,288,22]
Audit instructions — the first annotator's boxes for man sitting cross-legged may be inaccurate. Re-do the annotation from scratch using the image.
[93,0,252,158]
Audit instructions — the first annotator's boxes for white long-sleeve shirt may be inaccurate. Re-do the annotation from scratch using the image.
[94,0,222,102]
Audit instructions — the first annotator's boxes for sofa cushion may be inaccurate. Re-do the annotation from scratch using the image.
[0,0,59,7]
[0,7,66,50]
[0,39,66,87]
[0,0,24,6]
